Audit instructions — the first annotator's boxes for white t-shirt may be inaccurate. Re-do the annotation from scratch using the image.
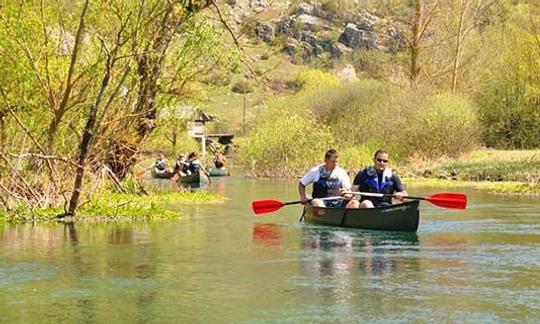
[300,164,351,190]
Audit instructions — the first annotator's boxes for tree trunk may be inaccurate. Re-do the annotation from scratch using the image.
[67,60,112,215]
[105,1,215,180]
[410,0,423,86]
[46,0,89,152]
[451,0,466,93]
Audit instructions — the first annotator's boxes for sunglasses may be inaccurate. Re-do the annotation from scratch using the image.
[376,158,388,163]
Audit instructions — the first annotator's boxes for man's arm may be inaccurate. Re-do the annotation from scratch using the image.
[298,182,309,204]
[393,173,408,201]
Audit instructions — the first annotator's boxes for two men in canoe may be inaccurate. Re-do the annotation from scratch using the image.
[299,149,407,208]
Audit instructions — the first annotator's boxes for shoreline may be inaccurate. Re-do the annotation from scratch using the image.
[405,178,540,195]
[1,191,225,223]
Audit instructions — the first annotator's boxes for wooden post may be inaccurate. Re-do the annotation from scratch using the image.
[201,134,206,156]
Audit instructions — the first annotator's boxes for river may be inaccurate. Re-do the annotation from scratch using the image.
[1,177,539,322]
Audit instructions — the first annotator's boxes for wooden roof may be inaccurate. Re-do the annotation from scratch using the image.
[192,111,218,122]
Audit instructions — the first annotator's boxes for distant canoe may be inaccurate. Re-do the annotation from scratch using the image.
[151,169,209,185]
[151,169,174,179]
[208,167,230,177]
[179,172,209,185]
[303,200,420,232]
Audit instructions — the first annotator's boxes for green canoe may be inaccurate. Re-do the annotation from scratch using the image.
[302,200,420,232]
[179,172,209,185]
[208,167,230,177]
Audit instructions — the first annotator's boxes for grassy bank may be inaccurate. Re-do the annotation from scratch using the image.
[1,191,224,223]
[402,149,540,194]
[404,178,540,195]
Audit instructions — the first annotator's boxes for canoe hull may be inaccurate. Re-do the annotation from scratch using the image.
[208,167,230,177]
[180,172,209,185]
[151,170,209,185]
[151,169,174,179]
[303,200,420,232]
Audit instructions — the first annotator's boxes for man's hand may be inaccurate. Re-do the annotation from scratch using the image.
[342,193,354,200]
[395,191,407,201]
[300,197,310,205]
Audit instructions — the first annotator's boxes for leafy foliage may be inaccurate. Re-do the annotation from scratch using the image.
[477,23,540,149]
[241,113,334,177]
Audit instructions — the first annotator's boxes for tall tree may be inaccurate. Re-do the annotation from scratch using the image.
[443,0,495,93]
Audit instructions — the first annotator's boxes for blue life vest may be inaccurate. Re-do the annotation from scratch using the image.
[312,166,343,199]
[189,160,202,174]
[359,167,395,204]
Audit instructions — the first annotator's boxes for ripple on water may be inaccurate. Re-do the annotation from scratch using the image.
[420,219,540,235]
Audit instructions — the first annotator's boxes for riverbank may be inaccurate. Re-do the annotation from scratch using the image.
[402,149,540,194]
[0,191,224,223]
[240,148,540,194]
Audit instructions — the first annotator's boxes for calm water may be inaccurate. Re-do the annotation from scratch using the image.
[1,177,539,323]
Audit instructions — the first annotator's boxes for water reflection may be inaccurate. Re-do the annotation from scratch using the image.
[298,227,421,306]
[252,223,282,246]
[301,227,420,277]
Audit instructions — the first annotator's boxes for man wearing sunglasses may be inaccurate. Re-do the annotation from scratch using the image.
[346,149,407,208]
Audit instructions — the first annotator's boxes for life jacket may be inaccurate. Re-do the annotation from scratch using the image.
[312,166,343,199]
[181,162,189,173]
[154,159,167,171]
[188,160,202,173]
[359,167,395,204]
[175,160,189,173]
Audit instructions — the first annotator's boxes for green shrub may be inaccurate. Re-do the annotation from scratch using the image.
[337,143,380,173]
[304,79,420,157]
[477,26,540,149]
[241,113,334,177]
[232,80,254,94]
[296,69,340,90]
[405,93,480,158]
[350,49,408,80]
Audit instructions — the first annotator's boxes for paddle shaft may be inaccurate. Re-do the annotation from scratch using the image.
[286,196,344,205]
[346,191,419,200]
[345,191,467,210]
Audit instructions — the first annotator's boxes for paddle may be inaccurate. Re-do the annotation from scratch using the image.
[252,196,343,215]
[345,191,467,210]
[134,169,147,180]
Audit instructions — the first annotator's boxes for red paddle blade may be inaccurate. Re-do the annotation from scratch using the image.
[426,193,467,209]
[252,199,285,215]
[134,170,146,180]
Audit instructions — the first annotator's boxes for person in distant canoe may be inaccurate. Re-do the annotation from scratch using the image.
[213,151,226,169]
[187,152,212,181]
[298,149,352,208]
[152,153,170,176]
[173,154,191,177]
[346,149,407,208]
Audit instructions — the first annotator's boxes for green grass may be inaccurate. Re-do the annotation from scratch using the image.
[403,149,540,194]
[406,178,540,194]
[4,191,224,223]
[406,149,540,182]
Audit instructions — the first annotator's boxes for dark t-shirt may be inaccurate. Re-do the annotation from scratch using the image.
[353,168,404,205]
